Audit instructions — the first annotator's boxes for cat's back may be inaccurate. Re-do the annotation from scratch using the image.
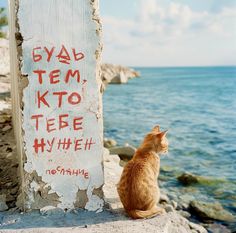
[117,155,159,209]
[118,156,157,187]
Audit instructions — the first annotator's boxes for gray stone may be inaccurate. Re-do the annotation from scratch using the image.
[167,192,178,202]
[165,204,175,213]
[119,159,128,167]
[190,200,235,222]
[110,71,128,84]
[191,230,198,233]
[189,222,207,233]
[179,202,190,210]
[178,172,199,186]
[109,144,136,159]
[104,138,117,148]
[206,223,231,233]
[177,172,222,187]
[0,194,8,211]
[178,194,194,209]
[159,193,170,203]
[101,63,140,87]
[171,200,178,209]
[178,210,191,218]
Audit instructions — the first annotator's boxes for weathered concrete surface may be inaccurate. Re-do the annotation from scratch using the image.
[13,0,104,211]
[0,211,196,233]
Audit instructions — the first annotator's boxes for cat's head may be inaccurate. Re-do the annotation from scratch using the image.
[142,125,169,154]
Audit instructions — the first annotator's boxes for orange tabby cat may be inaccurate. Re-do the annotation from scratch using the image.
[117,125,168,219]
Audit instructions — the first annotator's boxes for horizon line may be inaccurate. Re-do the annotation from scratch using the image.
[128,65,236,68]
[103,63,236,68]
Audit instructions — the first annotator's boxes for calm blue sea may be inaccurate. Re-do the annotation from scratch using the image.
[103,66,236,222]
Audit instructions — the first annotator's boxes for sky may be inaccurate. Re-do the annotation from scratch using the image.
[100,0,236,66]
[1,0,236,66]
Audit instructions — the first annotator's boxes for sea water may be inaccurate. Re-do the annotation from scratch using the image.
[103,66,236,223]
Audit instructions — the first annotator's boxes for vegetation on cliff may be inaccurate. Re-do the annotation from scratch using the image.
[0,8,8,38]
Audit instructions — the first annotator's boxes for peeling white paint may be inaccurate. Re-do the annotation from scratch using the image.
[18,0,103,211]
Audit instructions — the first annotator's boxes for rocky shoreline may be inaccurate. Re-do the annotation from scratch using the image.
[101,63,140,87]
[103,147,208,233]
[104,139,235,233]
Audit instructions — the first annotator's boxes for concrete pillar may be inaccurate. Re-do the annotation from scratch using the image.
[8,0,104,211]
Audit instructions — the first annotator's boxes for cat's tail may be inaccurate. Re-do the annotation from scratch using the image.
[127,207,164,219]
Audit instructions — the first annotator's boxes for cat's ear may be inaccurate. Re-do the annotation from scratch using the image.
[152,125,160,132]
[157,130,168,138]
